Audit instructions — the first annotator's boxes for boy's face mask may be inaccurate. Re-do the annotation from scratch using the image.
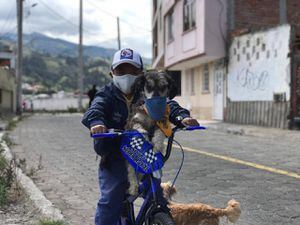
[144,96,167,121]
[112,74,137,94]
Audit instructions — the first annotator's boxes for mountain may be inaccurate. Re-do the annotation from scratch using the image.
[0,32,152,63]
[1,32,116,59]
[0,33,112,92]
[0,32,152,92]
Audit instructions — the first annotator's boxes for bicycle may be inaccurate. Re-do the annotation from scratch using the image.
[92,125,206,225]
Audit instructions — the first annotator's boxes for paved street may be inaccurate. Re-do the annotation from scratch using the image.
[9,114,300,225]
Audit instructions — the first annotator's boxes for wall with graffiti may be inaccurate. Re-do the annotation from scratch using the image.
[228,25,291,101]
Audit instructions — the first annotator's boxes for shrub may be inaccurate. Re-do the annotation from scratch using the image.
[67,107,78,113]
[0,145,18,207]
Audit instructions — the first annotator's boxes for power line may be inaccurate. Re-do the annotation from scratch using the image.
[85,0,151,34]
[38,0,114,38]
[0,3,16,35]
[39,0,79,29]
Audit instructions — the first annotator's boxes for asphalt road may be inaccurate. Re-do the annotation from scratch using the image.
[9,114,300,225]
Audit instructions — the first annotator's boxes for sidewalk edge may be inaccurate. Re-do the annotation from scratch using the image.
[0,133,64,221]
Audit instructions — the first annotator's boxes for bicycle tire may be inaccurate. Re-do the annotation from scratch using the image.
[149,212,175,225]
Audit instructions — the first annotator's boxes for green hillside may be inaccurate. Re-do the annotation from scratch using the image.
[0,32,151,93]
[22,51,111,93]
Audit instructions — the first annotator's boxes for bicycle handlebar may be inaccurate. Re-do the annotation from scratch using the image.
[91,125,206,139]
[91,132,119,138]
[184,125,206,131]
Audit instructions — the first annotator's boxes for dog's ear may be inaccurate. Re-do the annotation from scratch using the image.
[131,74,146,95]
[164,73,178,100]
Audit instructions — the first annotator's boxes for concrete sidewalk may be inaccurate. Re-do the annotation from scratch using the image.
[198,120,300,139]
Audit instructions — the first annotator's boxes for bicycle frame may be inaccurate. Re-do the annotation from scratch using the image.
[123,174,167,225]
[92,126,206,225]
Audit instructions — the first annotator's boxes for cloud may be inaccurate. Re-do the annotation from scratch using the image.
[0,0,152,58]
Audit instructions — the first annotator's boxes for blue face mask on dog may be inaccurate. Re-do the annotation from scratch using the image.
[144,97,167,121]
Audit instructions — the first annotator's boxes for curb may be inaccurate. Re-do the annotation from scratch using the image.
[205,124,246,136]
[0,132,64,221]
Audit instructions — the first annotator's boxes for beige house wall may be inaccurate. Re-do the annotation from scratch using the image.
[174,62,214,120]
[0,68,16,113]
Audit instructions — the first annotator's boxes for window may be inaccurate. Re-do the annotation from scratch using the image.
[167,10,174,42]
[203,65,210,92]
[190,69,195,95]
[183,0,196,32]
[159,5,162,31]
[185,69,195,95]
[153,23,158,58]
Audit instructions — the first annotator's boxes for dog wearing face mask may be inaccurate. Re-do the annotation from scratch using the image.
[125,71,177,195]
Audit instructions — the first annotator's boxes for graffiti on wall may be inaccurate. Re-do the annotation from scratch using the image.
[237,68,269,91]
[228,25,291,101]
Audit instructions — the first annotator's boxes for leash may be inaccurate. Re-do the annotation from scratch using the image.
[170,139,185,192]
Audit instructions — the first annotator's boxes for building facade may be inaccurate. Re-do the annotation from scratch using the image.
[227,0,300,128]
[152,0,300,128]
[227,25,291,128]
[0,46,16,114]
[152,0,227,120]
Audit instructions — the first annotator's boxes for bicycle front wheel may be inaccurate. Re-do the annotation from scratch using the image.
[149,212,175,225]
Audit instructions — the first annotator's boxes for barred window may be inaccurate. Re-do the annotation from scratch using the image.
[183,0,196,32]
[190,68,195,95]
[159,5,162,31]
[203,65,210,92]
[185,69,195,95]
[167,10,174,42]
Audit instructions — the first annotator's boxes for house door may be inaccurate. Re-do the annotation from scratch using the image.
[213,66,224,120]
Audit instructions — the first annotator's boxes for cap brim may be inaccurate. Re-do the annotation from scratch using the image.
[112,59,141,70]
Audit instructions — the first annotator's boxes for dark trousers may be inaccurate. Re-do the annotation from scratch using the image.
[95,159,128,225]
[95,158,169,225]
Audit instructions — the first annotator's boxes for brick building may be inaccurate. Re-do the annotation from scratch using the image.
[228,0,300,34]
[227,0,300,128]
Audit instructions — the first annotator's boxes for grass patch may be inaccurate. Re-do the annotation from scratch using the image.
[0,147,16,207]
[2,133,14,146]
[38,219,67,225]
[6,119,18,131]
[0,143,22,208]
[67,107,78,113]
[0,177,8,206]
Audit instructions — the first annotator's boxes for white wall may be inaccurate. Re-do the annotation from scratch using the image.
[228,25,291,101]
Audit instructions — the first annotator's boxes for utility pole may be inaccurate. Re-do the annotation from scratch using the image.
[117,17,121,50]
[78,0,83,112]
[16,0,23,115]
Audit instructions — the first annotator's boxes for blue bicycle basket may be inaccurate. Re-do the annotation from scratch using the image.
[120,131,164,174]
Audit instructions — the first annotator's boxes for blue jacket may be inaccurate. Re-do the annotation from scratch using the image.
[82,82,190,159]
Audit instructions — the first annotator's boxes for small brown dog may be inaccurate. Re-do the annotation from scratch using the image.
[161,182,241,225]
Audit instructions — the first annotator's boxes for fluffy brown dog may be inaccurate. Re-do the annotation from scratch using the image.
[161,182,241,225]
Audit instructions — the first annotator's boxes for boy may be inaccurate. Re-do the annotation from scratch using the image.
[82,48,198,225]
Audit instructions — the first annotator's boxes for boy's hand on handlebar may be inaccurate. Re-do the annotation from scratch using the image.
[181,117,199,127]
[91,125,107,134]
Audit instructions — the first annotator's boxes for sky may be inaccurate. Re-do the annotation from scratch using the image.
[0,0,152,58]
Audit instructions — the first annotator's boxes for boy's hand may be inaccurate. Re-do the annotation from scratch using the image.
[181,117,199,127]
[91,125,107,134]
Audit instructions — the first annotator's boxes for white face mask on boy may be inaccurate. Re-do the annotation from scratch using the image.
[112,74,138,94]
